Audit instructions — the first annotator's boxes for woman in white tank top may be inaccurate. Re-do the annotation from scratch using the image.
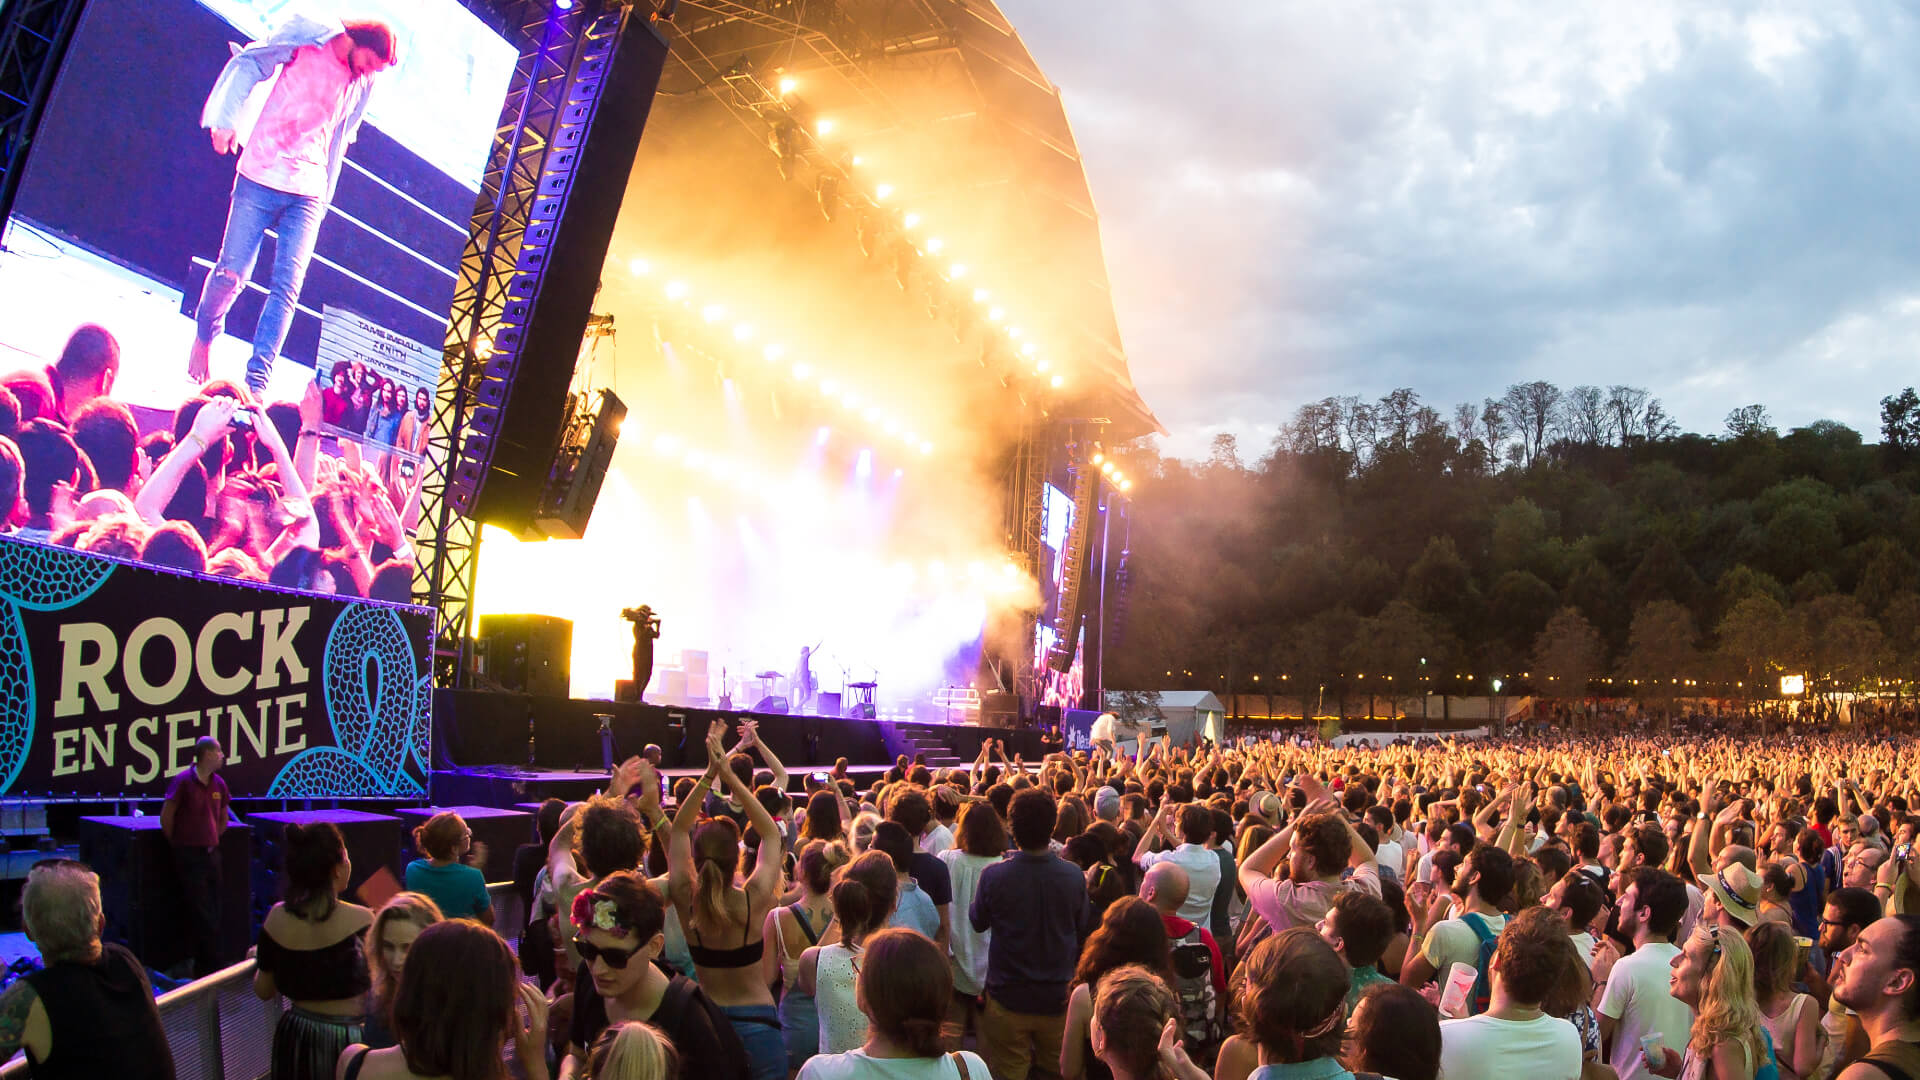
[801,850,899,1055]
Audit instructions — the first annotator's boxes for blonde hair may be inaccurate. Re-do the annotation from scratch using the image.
[1689,927,1766,1066]
[587,1020,678,1080]
[850,810,882,853]
[370,891,444,1004]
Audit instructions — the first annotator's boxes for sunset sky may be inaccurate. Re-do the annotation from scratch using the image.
[1001,2,1920,459]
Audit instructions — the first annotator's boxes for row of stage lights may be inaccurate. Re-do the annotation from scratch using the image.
[1088,451,1134,493]
[631,257,938,459]
[764,76,1069,396]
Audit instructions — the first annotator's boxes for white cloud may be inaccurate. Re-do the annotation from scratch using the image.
[999,0,1920,456]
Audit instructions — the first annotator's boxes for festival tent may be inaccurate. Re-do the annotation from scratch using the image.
[1143,690,1227,746]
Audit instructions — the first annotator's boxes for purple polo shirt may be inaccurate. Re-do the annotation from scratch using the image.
[164,767,230,848]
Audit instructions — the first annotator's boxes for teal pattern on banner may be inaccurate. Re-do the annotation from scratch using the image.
[1,535,432,798]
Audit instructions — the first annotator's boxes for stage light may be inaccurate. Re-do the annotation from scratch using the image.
[1100,461,1114,475]
[652,433,678,454]
[1050,374,1065,389]
[893,467,904,478]
[778,76,798,95]
[817,118,836,137]
[555,0,573,9]
[732,323,754,342]
[863,406,881,423]
[925,236,945,254]
[665,280,689,300]
[883,419,899,435]
[701,304,725,323]
[949,263,967,279]
[763,343,786,362]
[1020,343,1037,356]
[1091,452,1105,465]
[474,331,495,360]
[1008,326,1023,338]
[988,307,1004,322]
[1111,470,1126,483]
[851,155,864,167]
[903,212,921,229]
[816,427,831,446]
[1036,360,1051,373]
[842,391,859,408]
[875,183,894,201]
[972,288,990,303]
[629,258,650,276]
[919,441,933,455]
[792,363,813,380]
[821,379,839,395]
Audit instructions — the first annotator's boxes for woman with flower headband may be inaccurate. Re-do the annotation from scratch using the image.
[669,719,789,1080]
[557,870,750,1080]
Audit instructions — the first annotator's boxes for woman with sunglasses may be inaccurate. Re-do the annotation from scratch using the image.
[560,871,750,1080]
[669,720,787,1080]
[1650,926,1772,1080]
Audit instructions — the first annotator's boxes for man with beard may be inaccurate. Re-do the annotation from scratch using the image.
[1400,841,1514,994]
[1595,867,1692,1080]
[1831,914,1920,1080]
[1815,888,1887,1080]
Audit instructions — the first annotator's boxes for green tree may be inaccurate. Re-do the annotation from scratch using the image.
[1489,570,1559,656]
[1881,387,1920,455]
[1620,600,1700,725]
[1403,535,1480,635]
[1794,594,1886,702]
[1714,594,1798,711]
[1532,607,1605,715]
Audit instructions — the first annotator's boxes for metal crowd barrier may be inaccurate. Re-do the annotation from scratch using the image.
[0,882,525,1080]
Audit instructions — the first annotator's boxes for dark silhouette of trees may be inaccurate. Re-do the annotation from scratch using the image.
[1104,381,1920,712]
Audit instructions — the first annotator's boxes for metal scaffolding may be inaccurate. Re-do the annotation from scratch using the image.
[0,0,86,234]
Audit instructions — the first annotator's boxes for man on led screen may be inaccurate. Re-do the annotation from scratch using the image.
[189,16,399,398]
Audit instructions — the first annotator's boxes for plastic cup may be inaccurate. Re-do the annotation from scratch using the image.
[1437,961,1477,1018]
[1640,1033,1664,1068]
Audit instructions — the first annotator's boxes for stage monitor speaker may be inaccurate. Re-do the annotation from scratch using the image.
[479,613,573,696]
[79,816,252,972]
[753,695,791,714]
[451,12,670,535]
[981,691,1020,728]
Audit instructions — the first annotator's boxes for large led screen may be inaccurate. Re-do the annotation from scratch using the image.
[0,0,514,599]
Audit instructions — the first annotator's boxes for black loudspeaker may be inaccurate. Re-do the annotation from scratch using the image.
[247,810,404,919]
[451,13,670,536]
[395,805,533,885]
[982,692,1020,728]
[78,816,252,971]
[479,614,573,696]
[536,388,626,539]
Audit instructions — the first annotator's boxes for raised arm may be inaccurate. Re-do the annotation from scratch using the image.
[670,735,722,909]
[135,398,237,525]
[740,720,788,791]
[711,725,784,899]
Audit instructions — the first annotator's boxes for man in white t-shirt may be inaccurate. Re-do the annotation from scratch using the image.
[1597,867,1694,1080]
[1439,907,1584,1080]
[1365,806,1404,884]
[1134,802,1220,926]
[1402,843,1514,993]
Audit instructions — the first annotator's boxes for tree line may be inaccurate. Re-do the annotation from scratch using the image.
[1104,381,1920,717]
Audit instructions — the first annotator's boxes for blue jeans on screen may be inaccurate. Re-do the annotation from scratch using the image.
[194,173,326,397]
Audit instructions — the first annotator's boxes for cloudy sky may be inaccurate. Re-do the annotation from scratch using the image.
[998,2,1920,460]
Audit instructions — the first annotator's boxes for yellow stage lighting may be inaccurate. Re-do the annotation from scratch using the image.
[732,323,754,342]
[988,307,1004,322]
[665,280,689,300]
[1050,374,1065,389]
[701,304,725,323]
[821,379,839,395]
[792,363,812,380]
[474,331,495,360]
[628,258,650,276]
[817,118,836,137]
[763,343,786,362]
[973,288,990,303]
[1100,461,1114,475]
[949,263,967,279]
[925,237,945,254]
[1007,326,1022,338]
[1020,343,1037,356]
[1036,360,1050,373]
[1091,452,1104,465]
[778,76,798,95]
[919,441,933,455]
[903,212,921,229]
[874,183,893,200]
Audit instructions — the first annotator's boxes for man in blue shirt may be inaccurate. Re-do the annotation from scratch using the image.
[970,787,1090,1080]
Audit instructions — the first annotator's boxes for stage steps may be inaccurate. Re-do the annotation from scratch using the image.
[891,724,966,769]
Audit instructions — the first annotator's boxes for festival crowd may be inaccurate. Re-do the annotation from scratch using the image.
[0,323,424,596]
[7,715,1920,1080]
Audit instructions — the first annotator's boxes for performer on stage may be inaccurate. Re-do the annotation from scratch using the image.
[790,644,817,714]
[189,17,398,396]
[1090,712,1153,757]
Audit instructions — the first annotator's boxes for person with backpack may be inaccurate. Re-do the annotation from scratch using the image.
[1399,842,1516,1011]
[1437,907,1584,1079]
[1141,864,1227,1068]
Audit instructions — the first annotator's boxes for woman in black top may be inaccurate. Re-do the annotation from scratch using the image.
[255,822,374,1080]
[0,860,174,1080]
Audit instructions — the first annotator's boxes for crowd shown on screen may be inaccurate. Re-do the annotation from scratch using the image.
[8,716,1920,1080]
[0,323,421,598]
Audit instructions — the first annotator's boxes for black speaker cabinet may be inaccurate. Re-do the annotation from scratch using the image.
[395,805,533,884]
[78,816,252,971]
[247,810,403,921]
[478,613,573,697]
